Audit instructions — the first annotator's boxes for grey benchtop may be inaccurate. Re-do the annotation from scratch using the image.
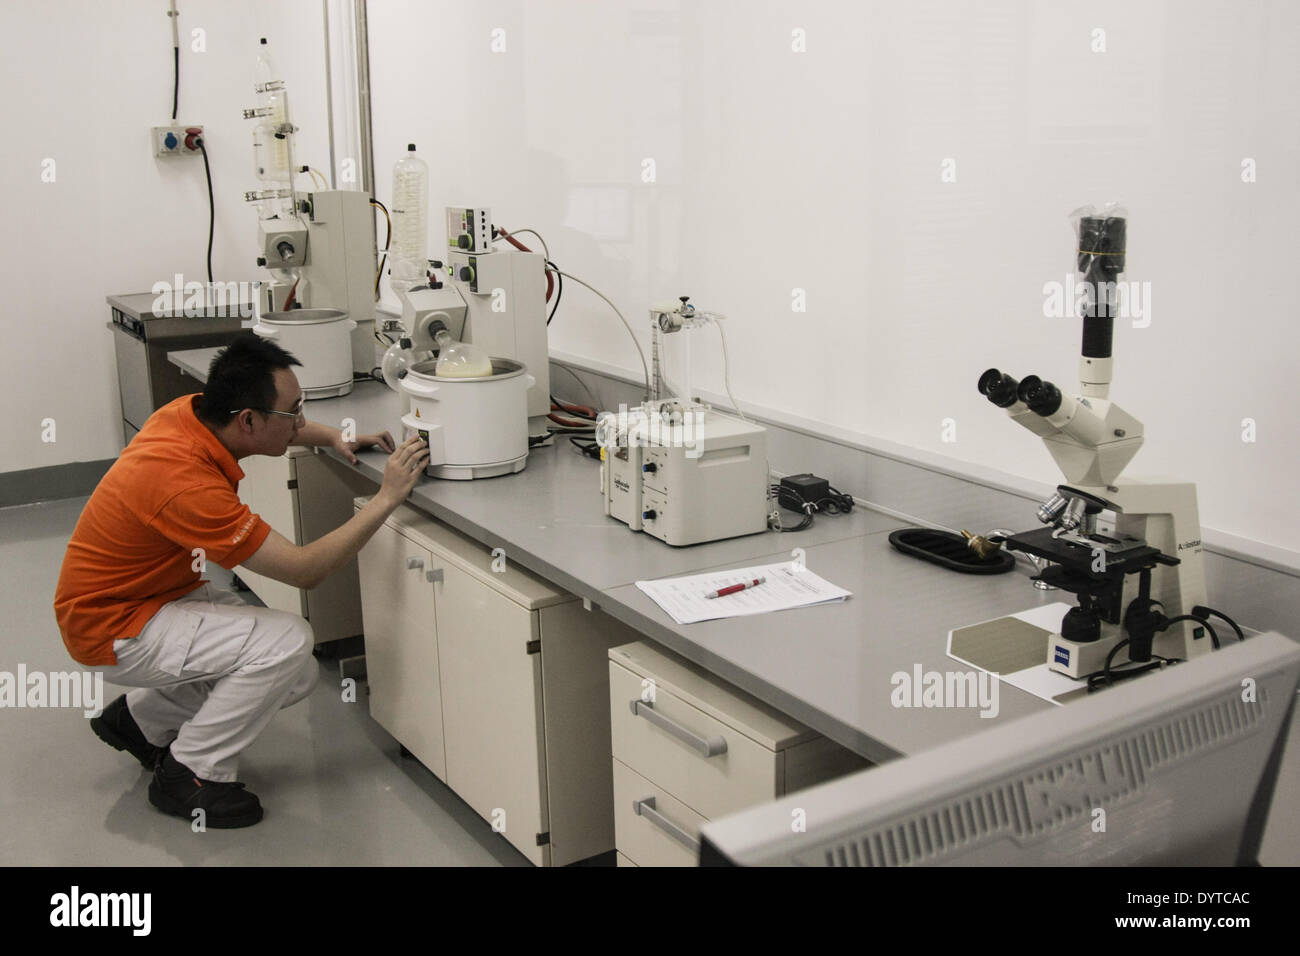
[171,348,1054,762]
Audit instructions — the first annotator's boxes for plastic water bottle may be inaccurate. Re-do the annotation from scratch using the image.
[391,144,429,274]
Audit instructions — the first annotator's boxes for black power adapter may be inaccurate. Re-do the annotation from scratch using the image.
[779,474,831,512]
[770,473,853,531]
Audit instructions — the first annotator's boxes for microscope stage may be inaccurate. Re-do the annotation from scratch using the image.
[1005,526,1165,579]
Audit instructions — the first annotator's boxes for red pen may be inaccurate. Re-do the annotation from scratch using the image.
[705,576,766,599]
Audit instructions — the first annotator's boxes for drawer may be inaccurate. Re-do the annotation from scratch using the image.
[610,659,784,821]
[613,759,706,867]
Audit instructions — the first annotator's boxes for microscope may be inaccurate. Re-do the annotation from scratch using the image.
[978,211,1210,679]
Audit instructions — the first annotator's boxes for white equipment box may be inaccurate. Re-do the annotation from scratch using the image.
[601,403,769,547]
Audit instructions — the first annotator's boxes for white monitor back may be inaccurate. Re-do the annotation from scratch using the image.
[700,632,1300,866]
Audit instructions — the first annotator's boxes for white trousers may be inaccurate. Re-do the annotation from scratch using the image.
[95,584,318,782]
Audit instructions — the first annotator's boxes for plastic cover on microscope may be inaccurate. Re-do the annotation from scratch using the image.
[1069,201,1128,279]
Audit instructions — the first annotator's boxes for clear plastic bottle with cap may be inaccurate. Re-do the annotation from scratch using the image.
[391,144,429,284]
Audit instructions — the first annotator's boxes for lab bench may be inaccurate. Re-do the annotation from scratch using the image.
[170,351,1059,856]
[262,377,1053,758]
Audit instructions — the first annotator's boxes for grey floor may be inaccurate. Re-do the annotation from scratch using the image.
[1,497,532,866]
[4,497,1298,866]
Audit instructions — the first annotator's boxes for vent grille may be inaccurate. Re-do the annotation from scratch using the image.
[801,688,1266,866]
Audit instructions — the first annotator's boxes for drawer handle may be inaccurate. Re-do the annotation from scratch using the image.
[426,568,443,583]
[628,699,727,757]
[633,796,700,854]
[406,557,424,571]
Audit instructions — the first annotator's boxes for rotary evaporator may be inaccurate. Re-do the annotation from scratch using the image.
[242,38,377,398]
[376,205,547,480]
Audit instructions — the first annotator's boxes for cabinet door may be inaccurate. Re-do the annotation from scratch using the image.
[294,453,373,643]
[234,452,304,617]
[357,522,446,781]
[537,602,643,866]
[111,328,152,436]
[436,560,549,866]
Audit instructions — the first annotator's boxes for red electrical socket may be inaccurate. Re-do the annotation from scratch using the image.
[184,126,204,151]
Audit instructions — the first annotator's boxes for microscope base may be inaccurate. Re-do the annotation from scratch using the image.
[1047,631,1130,679]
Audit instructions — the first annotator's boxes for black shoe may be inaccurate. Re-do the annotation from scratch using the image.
[148,751,264,828]
[90,695,163,771]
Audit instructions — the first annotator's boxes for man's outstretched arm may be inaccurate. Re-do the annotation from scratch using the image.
[241,435,428,589]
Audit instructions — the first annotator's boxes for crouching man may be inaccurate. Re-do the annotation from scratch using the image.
[54,337,428,828]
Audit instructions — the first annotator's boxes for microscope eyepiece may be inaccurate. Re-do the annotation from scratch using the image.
[978,369,1020,408]
[1017,375,1063,417]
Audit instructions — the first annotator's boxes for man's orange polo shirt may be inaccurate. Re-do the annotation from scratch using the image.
[54,395,272,666]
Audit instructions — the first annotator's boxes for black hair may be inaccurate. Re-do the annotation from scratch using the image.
[196,335,302,427]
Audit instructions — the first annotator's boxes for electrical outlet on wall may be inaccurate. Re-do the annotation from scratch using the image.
[153,124,204,157]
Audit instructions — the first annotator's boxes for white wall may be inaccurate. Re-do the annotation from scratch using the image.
[366,0,1300,555]
[1,0,330,467]
[4,1,1296,558]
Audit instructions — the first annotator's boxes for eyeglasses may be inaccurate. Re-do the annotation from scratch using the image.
[230,398,305,421]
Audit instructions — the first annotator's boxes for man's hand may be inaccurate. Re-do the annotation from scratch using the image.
[377,435,430,507]
[332,430,397,465]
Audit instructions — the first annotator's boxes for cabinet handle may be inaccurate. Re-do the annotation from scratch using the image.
[426,568,443,584]
[406,557,424,571]
[628,699,727,757]
[634,796,700,854]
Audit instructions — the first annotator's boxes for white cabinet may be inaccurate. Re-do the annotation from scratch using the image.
[235,448,374,644]
[356,499,641,866]
[436,559,549,859]
[609,641,871,866]
[356,517,446,781]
